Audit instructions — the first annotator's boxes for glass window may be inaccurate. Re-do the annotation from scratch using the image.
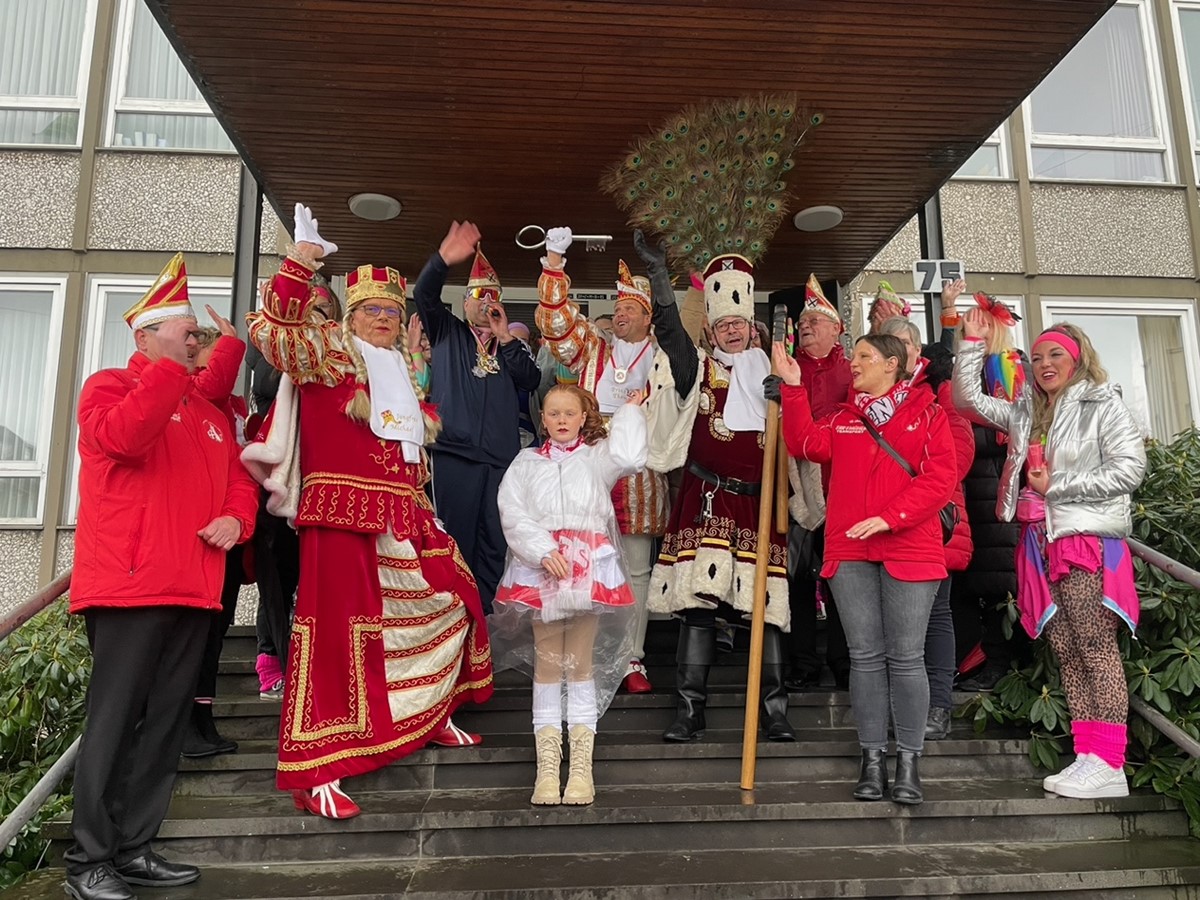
[0,279,66,523]
[1043,304,1200,441]
[0,0,95,146]
[108,0,234,152]
[1174,4,1200,174]
[65,277,233,523]
[952,129,1008,179]
[1027,1,1170,183]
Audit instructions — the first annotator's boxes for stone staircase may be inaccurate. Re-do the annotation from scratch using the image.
[14,621,1200,898]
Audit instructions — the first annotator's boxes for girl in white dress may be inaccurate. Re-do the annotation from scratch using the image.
[492,385,647,806]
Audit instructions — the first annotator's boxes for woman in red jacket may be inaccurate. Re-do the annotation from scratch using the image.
[878,317,975,741]
[775,333,956,806]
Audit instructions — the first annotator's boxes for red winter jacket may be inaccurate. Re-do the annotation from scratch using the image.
[71,353,259,613]
[936,378,975,572]
[781,381,957,583]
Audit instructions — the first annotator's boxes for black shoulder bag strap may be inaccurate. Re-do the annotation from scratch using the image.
[860,418,916,477]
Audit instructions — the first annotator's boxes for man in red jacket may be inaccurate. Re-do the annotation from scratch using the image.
[787,276,853,690]
[64,253,258,900]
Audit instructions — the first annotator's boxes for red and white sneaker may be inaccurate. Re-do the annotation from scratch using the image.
[428,717,483,747]
[621,659,653,694]
[292,780,361,819]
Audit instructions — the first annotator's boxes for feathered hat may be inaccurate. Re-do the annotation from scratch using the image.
[346,265,407,311]
[615,259,652,315]
[124,252,195,330]
[467,247,501,302]
[800,274,842,331]
[601,95,820,326]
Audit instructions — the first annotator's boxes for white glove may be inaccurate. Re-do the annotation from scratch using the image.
[545,226,573,255]
[293,203,339,257]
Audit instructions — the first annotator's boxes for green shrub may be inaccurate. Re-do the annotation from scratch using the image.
[0,601,90,890]
[962,426,1200,830]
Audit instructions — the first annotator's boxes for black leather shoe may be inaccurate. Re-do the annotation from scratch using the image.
[957,662,1008,692]
[115,850,200,887]
[853,748,888,800]
[891,750,923,805]
[65,865,134,900]
[924,707,951,741]
[784,669,819,691]
[181,702,238,758]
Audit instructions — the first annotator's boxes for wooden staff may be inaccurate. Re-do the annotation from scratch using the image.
[741,305,789,790]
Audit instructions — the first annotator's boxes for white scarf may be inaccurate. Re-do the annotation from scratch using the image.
[712,346,770,432]
[354,337,424,463]
[595,337,654,414]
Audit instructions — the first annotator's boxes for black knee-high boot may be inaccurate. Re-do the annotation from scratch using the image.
[663,623,716,743]
[761,625,797,742]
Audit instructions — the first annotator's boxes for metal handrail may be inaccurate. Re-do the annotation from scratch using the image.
[0,569,74,852]
[0,570,72,643]
[1128,538,1200,592]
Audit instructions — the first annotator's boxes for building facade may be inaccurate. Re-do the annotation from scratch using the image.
[2,0,1199,611]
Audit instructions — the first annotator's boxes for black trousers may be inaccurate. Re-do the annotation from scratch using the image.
[65,606,209,873]
[787,567,849,679]
[431,451,507,614]
[252,495,299,661]
[195,545,243,699]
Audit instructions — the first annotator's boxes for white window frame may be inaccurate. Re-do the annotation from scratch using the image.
[1039,296,1200,434]
[0,0,99,149]
[951,126,1012,180]
[105,0,232,151]
[65,274,234,524]
[853,291,1028,349]
[1023,0,1175,184]
[1170,0,1200,179]
[0,275,67,526]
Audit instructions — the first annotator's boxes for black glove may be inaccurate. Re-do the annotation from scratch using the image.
[762,374,783,404]
[633,230,676,308]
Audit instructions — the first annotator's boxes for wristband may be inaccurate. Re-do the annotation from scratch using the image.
[940,311,961,327]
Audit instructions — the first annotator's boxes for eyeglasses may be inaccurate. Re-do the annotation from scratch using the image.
[467,288,501,303]
[145,324,204,340]
[712,319,749,334]
[357,305,402,319]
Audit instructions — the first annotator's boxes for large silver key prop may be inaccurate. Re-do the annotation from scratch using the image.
[516,225,612,252]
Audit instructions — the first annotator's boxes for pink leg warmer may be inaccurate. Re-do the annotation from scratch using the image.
[256,653,283,691]
[1090,721,1128,769]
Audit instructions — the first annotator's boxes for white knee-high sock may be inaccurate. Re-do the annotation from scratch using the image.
[532,681,563,732]
[566,679,598,732]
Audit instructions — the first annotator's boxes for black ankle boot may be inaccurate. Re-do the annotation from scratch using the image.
[760,625,796,742]
[663,623,715,743]
[891,750,923,805]
[924,707,951,741]
[853,749,888,800]
[181,702,238,758]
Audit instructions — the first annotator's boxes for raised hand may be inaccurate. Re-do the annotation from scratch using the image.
[293,203,338,259]
[438,220,482,267]
[488,303,513,343]
[772,341,802,386]
[198,515,241,551]
[941,277,966,310]
[206,304,237,338]
[407,313,425,353]
[154,318,195,367]
[633,229,668,273]
[962,307,993,341]
[868,298,905,333]
[545,227,573,255]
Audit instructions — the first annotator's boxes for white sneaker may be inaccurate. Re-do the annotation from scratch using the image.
[1042,753,1092,792]
[1053,755,1129,799]
[259,678,284,702]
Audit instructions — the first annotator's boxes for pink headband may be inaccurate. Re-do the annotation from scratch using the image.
[1032,330,1080,361]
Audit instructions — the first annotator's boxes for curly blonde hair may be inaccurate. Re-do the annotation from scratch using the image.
[542,384,607,445]
[1030,322,1107,439]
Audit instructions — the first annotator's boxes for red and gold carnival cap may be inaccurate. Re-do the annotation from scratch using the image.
[615,259,652,315]
[123,252,195,330]
[800,274,843,331]
[466,246,502,303]
[346,265,407,311]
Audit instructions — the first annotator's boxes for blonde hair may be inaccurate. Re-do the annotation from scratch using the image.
[1030,322,1108,439]
[194,326,222,349]
[340,308,441,441]
[542,384,607,444]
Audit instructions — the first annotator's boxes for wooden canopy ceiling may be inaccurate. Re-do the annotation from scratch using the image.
[148,0,1113,290]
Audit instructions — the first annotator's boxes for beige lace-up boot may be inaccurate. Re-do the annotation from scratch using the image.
[530,726,563,805]
[561,725,596,805]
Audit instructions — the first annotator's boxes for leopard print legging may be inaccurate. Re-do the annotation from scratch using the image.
[1043,565,1128,724]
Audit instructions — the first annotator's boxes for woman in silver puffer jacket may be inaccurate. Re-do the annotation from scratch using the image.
[953,316,1146,801]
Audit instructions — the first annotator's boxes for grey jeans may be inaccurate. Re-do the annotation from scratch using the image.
[829,562,939,753]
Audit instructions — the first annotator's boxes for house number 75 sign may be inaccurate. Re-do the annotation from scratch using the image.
[911,259,965,294]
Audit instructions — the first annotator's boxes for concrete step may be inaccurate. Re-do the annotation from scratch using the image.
[42,781,1187,865]
[18,839,1200,898]
[173,729,1040,796]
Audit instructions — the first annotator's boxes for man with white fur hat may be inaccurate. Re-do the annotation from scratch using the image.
[636,234,795,745]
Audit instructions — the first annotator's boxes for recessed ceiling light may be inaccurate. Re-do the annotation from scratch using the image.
[348,192,402,221]
[793,205,843,232]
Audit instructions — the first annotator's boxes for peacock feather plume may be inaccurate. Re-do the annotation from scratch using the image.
[601,96,820,273]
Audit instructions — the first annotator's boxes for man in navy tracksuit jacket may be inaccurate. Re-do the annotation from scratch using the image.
[412,224,541,613]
